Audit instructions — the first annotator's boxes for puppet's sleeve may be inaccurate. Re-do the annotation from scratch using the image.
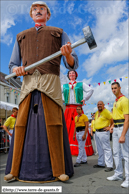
[83,82,94,101]
[61,31,79,70]
[9,39,21,74]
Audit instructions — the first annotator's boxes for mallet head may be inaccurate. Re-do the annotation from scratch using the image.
[83,26,97,50]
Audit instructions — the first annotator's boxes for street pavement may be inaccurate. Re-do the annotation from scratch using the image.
[0,140,128,194]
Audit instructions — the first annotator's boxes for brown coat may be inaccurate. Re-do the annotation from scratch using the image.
[17,26,63,76]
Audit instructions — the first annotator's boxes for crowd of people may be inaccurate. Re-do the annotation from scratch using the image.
[88,82,128,188]
[1,1,128,189]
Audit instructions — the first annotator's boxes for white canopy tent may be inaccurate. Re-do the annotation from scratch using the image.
[0,101,18,120]
[0,101,18,111]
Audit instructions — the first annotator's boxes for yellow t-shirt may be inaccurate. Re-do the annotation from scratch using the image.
[4,116,16,130]
[91,119,96,132]
[75,114,88,128]
[94,109,112,129]
[113,96,129,124]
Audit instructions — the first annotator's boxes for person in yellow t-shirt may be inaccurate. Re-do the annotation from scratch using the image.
[3,107,18,145]
[73,106,88,167]
[107,82,129,188]
[93,101,113,172]
[91,113,98,155]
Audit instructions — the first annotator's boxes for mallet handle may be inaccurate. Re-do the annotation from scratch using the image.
[5,38,86,80]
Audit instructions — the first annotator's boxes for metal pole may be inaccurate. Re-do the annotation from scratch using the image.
[5,38,86,80]
[5,110,8,153]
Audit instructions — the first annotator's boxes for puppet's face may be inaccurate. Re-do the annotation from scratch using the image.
[32,4,50,23]
[69,71,76,81]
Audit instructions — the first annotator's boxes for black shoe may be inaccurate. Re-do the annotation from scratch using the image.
[93,164,105,168]
[80,161,87,164]
[74,163,81,167]
[104,167,114,172]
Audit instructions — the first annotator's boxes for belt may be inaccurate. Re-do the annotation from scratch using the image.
[113,119,125,123]
[96,128,105,132]
[76,126,85,132]
[114,124,124,128]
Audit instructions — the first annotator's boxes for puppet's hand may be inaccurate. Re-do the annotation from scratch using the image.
[60,42,72,57]
[81,100,85,106]
[13,66,28,76]
[60,42,74,66]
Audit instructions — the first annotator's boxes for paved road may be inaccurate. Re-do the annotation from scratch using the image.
[0,140,128,194]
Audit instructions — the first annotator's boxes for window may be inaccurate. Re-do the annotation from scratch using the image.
[15,95,17,104]
[6,93,10,102]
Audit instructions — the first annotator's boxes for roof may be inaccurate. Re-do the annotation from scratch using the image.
[0,72,22,89]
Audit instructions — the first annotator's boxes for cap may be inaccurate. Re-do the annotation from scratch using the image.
[30,1,51,20]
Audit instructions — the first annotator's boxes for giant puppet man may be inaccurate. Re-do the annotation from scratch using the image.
[4,1,79,183]
[62,70,94,156]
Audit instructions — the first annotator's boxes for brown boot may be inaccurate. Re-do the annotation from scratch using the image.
[4,174,15,181]
[58,174,69,182]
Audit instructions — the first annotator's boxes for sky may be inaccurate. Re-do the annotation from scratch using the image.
[0,0,128,118]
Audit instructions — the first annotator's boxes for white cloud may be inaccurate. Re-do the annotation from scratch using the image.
[82,23,128,77]
[67,2,75,14]
[1,34,13,46]
[69,1,128,78]
[106,63,128,79]
[68,16,83,29]
[68,33,83,44]
[1,18,15,36]
[1,18,15,45]
[1,0,32,45]
[60,72,69,85]
[60,64,67,74]
[82,78,93,85]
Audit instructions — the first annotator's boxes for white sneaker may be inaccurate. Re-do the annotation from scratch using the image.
[121,180,129,188]
[107,175,123,181]
[95,152,98,155]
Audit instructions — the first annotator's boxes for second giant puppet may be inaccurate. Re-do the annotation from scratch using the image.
[62,70,94,156]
